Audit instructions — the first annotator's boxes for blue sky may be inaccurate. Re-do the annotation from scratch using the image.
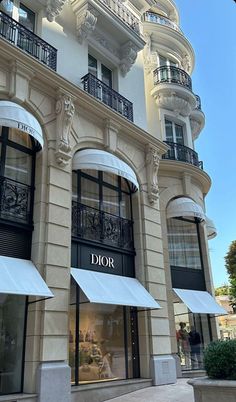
[174,0,236,287]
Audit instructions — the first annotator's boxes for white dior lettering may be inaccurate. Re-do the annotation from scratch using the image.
[90,253,115,269]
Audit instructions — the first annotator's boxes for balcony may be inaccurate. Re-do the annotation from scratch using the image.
[100,0,140,34]
[72,201,134,250]
[81,73,133,121]
[153,65,192,90]
[142,12,181,33]
[0,11,57,70]
[0,176,33,226]
[162,141,203,169]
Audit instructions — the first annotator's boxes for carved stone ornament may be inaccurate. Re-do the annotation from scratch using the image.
[76,7,97,44]
[120,41,139,76]
[190,118,201,140]
[181,54,191,73]
[46,0,67,22]
[55,93,75,166]
[104,119,120,152]
[155,92,193,117]
[145,144,160,204]
[143,33,158,74]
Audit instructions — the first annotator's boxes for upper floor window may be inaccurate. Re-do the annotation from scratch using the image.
[167,218,202,270]
[165,119,184,144]
[88,54,112,88]
[0,0,35,31]
[0,126,36,225]
[159,55,178,68]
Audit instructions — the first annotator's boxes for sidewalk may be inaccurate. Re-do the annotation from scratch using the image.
[104,379,194,402]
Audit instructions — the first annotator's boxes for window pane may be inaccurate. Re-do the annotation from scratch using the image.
[72,172,77,201]
[81,169,98,179]
[120,193,131,219]
[77,303,126,383]
[81,177,99,209]
[0,295,26,395]
[19,3,35,32]
[5,146,32,185]
[101,65,112,88]
[165,119,174,142]
[102,172,118,187]
[102,186,119,216]
[120,178,130,193]
[167,218,202,270]
[175,124,184,145]
[159,56,167,66]
[8,128,32,149]
[88,54,97,77]
[0,0,13,17]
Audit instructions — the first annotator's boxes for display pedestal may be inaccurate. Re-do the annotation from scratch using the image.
[151,355,177,385]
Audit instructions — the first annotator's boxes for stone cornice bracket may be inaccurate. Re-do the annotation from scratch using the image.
[143,33,157,74]
[120,41,139,76]
[72,3,97,44]
[104,119,120,153]
[145,144,160,204]
[55,91,75,166]
[46,0,67,22]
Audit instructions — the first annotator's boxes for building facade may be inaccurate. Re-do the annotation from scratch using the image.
[0,0,225,401]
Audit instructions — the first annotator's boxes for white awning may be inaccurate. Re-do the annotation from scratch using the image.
[167,197,205,221]
[71,268,160,309]
[72,149,139,191]
[0,256,53,297]
[205,216,217,239]
[173,288,227,315]
[0,101,43,148]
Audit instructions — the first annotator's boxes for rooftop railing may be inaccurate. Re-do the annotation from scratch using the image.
[143,12,181,33]
[100,0,140,34]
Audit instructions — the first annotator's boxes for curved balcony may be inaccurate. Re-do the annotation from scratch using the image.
[0,11,57,70]
[81,73,133,121]
[153,65,192,90]
[72,201,134,250]
[142,12,181,33]
[162,141,203,169]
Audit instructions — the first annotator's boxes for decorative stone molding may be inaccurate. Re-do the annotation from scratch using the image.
[55,91,75,166]
[93,33,120,58]
[46,0,67,22]
[143,33,158,74]
[181,54,191,73]
[145,144,161,204]
[104,119,120,152]
[120,41,139,76]
[155,92,193,117]
[190,118,201,139]
[72,3,97,44]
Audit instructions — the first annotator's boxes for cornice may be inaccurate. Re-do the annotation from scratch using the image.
[0,38,168,155]
[159,159,211,195]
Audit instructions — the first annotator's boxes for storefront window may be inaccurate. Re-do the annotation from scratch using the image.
[0,294,26,395]
[167,218,202,270]
[69,282,137,384]
[174,301,211,370]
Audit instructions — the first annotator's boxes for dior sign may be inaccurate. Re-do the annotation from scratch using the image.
[90,253,115,269]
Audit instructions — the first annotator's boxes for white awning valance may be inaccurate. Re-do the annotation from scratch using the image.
[0,101,43,148]
[0,256,53,297]
[71,268,160,309]
[72,149,139,191]
[167,197,205,221]
[205,216,217,239]
[173,288,227,315]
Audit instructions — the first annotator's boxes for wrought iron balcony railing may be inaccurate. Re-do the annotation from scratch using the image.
[162,141,203,169]
[0,176,33,225]
[72,201,134,250]
[0,11,57,70]
[81,73,133,121]
[100,0,140,34]
[153,66,192,91]
[142,12,181,33]
[195,94,202,110]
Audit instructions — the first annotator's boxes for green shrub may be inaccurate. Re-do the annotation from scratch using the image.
[204,340,236,380]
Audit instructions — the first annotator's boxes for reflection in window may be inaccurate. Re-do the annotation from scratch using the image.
[167,218,202,270]
[0,295,26,395]
[174,300,211,371]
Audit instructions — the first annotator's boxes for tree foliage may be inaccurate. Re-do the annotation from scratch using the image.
[225,241,236,307]
[215,284,229,296]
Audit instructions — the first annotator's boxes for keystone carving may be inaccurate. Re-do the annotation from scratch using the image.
[75,7,97,44]
[120,41,139,76]
[104,119,120,152]
[55,92,75,166]
[145,144,160,204]
[46,0,67,22]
